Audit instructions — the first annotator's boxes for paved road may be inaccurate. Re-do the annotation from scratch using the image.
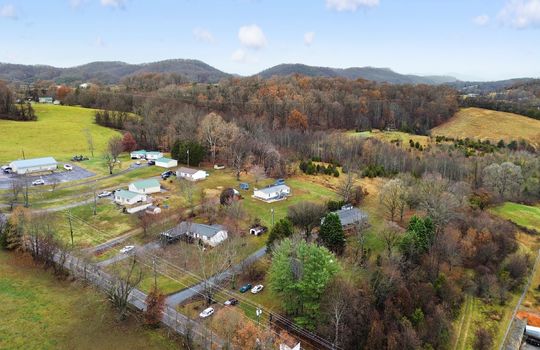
[165,246,267,307]
[0,164,95,190]
[96,241,162,267]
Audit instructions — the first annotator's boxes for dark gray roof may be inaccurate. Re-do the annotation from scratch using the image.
[335,207,368,226]
[165,221,225,238]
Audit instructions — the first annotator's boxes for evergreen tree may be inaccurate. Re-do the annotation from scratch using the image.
[319,213,346,255]
[266,218,294,252]
[171,140,206,166]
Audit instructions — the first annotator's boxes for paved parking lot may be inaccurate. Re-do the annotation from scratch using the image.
[0,164,95,189]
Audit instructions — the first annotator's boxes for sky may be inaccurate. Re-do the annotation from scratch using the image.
[0,0,540,81]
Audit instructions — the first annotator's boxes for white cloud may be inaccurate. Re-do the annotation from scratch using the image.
[325,0,379,12]
[193,27,215,43]
[238,24,267,49]
[0,4,17,19]
[100,0,126,8]
[231,49,247,62]
[473,14,490,26]
[95,36,106,47]
[498,0,540,28]
[304,31,315,46]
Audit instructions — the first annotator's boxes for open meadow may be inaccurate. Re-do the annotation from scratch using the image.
[490,202,540,233]
[0,250,183,350]
[431,107,540,146]
[0,104,121,164]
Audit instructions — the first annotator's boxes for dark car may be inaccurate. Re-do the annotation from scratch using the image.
[224,298,239,306]
[148,160,155,166]
[274,178,285,186]
[161,170,174,179]
[239,284,252,293]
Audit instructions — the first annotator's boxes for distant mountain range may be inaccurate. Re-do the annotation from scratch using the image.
[0,59,230,84]
[255,63,459,85]
[1,59,532,86]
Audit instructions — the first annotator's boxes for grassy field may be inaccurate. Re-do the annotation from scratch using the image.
[490,202,540,232]
[0,250,183,350]
[0,104,121,164]
[348,129,431,148]
[431,107,540,146]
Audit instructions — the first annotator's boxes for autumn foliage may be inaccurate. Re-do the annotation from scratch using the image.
[287,109,308,131]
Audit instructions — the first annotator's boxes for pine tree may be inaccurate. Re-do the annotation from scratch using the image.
[266,218,294,252]
[319,213,345,255]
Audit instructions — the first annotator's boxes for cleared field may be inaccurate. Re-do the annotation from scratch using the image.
[0,251,182,350]
[348,129,430,148]
[0,104,120,163]
[431,108,540,146]
[490,202,540,232]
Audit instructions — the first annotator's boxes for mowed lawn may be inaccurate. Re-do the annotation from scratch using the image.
[0,251,183,350]
[0,104,120,163]
[490,202,540,232]
[431,107,540,146]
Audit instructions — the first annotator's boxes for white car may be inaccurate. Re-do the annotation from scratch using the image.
[64,164,73,171]
[97,191,112,198]
[199,307,215,318]
[251,284,264,294]
[32,178,45,186]
[119,245,135,254]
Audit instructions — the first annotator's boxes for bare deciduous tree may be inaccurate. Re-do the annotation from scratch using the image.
[379,179,407,221]
[287,201,326,238]
[482,162,523,200]
[84,128,95,158]
[109,257,143,320]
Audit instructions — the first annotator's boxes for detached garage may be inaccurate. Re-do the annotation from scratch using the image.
[9,157,58,174]
[155,157,178,168]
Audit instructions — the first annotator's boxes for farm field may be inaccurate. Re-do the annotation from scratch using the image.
[490,202,540,232]
[0,250,183,350]
[431,107,540,146]
[348,129,431,148]
[0,104,121,164]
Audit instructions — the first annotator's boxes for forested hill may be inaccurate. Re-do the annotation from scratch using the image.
[255,63,459,85]
[0,59,231,84]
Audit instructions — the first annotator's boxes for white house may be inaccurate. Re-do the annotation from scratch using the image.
[38,97,53,104]
[177,167,208,181]
[145,151,164,160]
[155,157,178,168]
[130,150,147,159]
[9,157,58,174]
[128,179,161,194]
[114,190,147,205]
[253,184,291,202]
[173,222,228,247]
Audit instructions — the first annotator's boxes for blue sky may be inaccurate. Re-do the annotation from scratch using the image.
[1,0,539,80]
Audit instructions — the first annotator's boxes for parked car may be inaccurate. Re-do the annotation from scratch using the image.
[32,178,45,186]
[341,204,354,210]
[239,284,253,293]
[214,164,225,170]
[240,182,249,190]
[251,285,264,294]
[147,160,155,166]
[64,164,73,171]
[199,307,215,318]
[224,298,239,306]
[135,160,141,165]
[119,245,135,254]
[1,166,12,174]
[97,191,112,198]
[161,170,174,179]
[71,155,89,162]
[274,178,285,186]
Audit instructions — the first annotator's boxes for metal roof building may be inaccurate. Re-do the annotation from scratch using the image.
[9,157,58,174]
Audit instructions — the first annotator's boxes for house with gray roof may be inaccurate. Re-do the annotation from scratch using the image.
[9,157,58,174]
[177,167,208,181]
[161,221,228,246]
[129,178,161,194]
[322,205,368,228]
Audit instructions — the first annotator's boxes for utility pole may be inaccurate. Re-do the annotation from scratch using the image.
[68,211,74,247]
[271,208,275,226]
[187,149,190,167]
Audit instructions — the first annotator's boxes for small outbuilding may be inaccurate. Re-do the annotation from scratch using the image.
[128,179,161,194]
[249,225,267,236]
[9,157,58,174]
[145,205,162,215]
[155,157,178,168]
[38,97,53,104]
[253,184,291,202]
[177,167,208,181]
